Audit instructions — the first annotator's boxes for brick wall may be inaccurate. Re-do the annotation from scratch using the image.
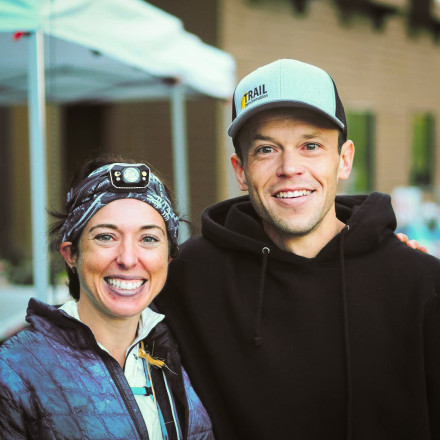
[219,0,440,196]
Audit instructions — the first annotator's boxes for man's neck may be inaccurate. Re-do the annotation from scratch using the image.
[265,218,346,258]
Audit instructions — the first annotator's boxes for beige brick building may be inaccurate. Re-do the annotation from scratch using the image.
[218,0,440,197]
[155,0,440,214]
[1,0,440,270]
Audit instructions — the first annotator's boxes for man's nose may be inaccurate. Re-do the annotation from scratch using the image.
[276,150,304,177]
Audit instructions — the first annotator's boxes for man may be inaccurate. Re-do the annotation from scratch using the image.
[156,59,440,439]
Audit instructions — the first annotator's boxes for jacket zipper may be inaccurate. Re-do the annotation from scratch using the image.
[84,330,149,440]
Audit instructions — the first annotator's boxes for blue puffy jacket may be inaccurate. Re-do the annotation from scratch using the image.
[0,298,214,440]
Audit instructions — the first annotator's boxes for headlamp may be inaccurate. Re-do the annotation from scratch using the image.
[109,163,150,191]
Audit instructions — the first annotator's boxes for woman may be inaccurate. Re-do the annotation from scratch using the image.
[0,157,214,440]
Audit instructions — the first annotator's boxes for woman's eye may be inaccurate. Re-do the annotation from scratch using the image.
[95,233,113,242]
[142,235,159,244]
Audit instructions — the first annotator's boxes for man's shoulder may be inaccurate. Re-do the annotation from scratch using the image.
[391,237,440,263]
[168,235,235,282]
[178,235,226,260]
[382,237,440,281]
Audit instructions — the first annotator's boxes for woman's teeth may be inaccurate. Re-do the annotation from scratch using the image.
[106,278,144,290]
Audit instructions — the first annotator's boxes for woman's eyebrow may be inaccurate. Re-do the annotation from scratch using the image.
[140,225,166,236]
[88,223,166,236]
[88,224,117,233]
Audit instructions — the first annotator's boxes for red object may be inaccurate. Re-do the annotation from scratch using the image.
[12,31,30,41]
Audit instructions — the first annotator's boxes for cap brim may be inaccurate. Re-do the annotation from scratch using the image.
[227,99,345,138]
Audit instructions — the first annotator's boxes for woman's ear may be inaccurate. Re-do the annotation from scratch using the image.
[60,242,76,269]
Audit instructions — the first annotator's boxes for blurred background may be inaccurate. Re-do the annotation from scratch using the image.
[1,0,440,340]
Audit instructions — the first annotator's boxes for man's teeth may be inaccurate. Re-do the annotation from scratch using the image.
[275,190,311,198]
[106,279,144,290]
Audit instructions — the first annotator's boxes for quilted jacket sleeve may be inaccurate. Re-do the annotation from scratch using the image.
[0,358,29,440]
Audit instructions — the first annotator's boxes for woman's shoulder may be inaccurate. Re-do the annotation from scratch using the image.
[0,326,49,366]
[0,328,45,394]
[1,326,39,353]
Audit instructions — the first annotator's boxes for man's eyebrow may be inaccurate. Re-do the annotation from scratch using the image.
[302,131,326,140]
[250,133,279,144]
[250,131,327,144]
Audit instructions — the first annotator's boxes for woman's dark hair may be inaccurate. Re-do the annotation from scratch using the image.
[49,153,182,301]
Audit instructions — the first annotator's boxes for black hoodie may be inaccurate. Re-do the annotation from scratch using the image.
[157,192,440,440]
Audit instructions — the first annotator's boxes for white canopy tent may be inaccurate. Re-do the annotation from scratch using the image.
[0,0,235,303]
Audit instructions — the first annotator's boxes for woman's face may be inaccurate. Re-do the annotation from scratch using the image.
[62,198,170,322]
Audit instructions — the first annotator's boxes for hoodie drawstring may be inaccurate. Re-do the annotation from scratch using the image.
[252,229,353,435]
[339,225,353,440]
[254,246,270,347]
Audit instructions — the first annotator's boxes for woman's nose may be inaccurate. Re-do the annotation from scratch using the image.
[116,241,138,269]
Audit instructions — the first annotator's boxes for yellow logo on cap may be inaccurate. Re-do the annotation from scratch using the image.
[240,84,268,111]
[241,94,247,110]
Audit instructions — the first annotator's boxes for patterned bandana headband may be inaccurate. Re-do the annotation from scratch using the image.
[60,163,179,246]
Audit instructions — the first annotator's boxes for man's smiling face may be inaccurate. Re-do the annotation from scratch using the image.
[231,108,354,251]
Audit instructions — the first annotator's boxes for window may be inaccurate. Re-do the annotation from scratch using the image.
[434,0,440,19]
[410,113,435,187]
[346,111,375,193]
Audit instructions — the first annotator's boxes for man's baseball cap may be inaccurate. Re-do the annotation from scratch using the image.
[228,59,347,141]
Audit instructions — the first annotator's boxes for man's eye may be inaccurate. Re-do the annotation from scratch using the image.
[256,146,275,154]
[304,143,319,151]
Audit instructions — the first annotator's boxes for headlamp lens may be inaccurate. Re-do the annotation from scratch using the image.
[109,163,150,191]
[123,167,140,183]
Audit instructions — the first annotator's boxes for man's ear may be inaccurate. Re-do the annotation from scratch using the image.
[338,140,355,180]
[60,242,76,269]
[231,153,249,191]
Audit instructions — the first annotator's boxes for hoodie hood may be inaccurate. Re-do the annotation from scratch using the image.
[201,191,397,261]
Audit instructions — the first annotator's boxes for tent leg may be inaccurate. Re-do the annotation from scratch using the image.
[28,31,49,302]
[171,84,190,243]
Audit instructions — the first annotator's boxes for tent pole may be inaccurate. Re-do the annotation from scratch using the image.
[28,31,49,302]
[170,84,190,243]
